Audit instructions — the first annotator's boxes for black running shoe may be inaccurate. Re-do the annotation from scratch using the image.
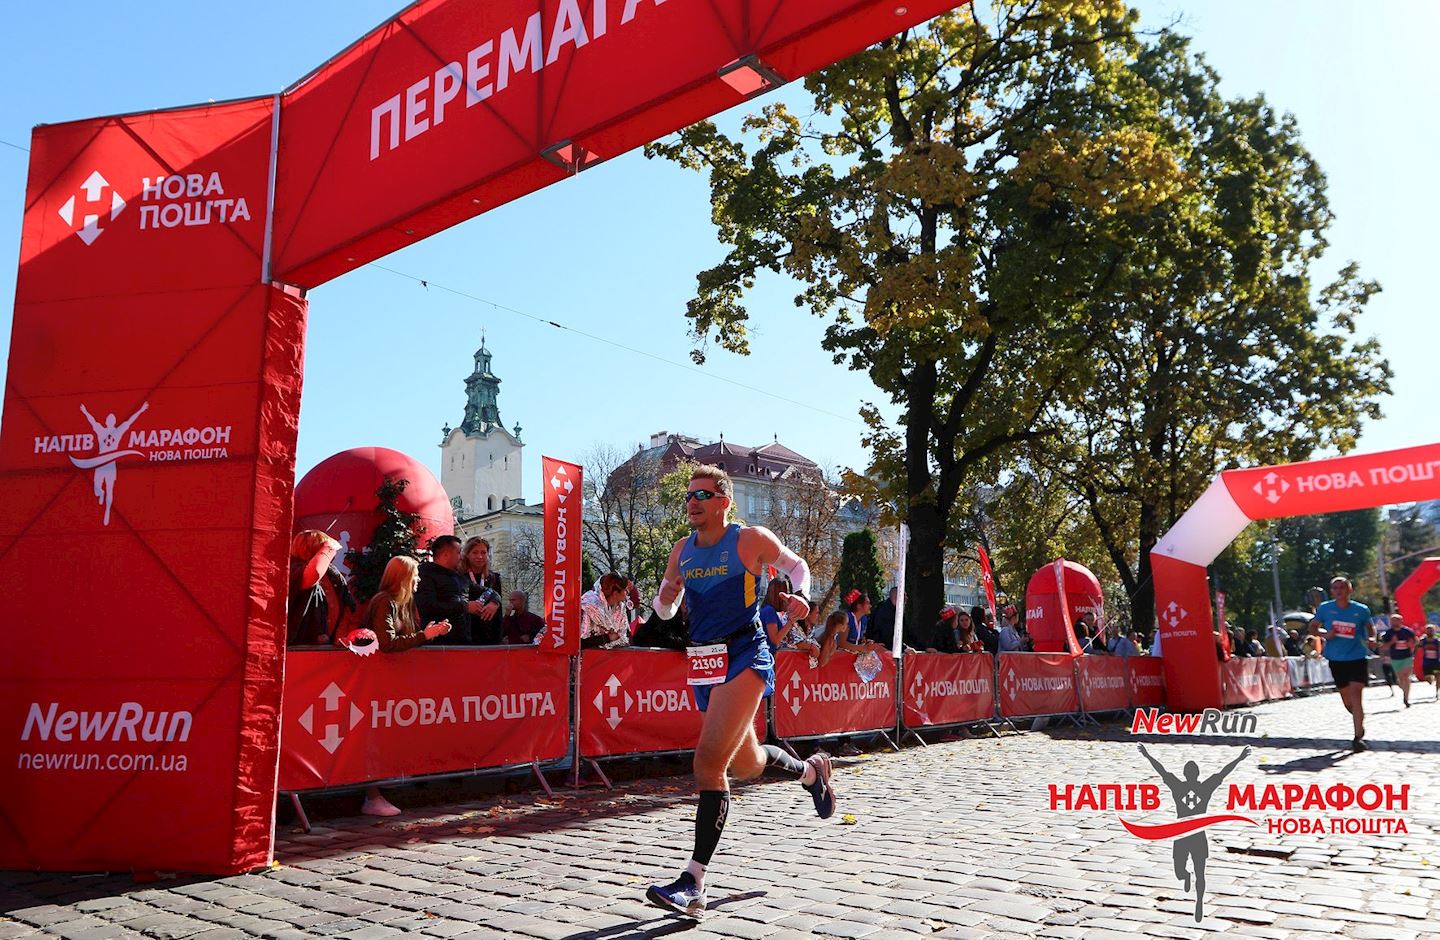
[646,871,705,918]
[1352,738,1367,752]
[802,752,836,819]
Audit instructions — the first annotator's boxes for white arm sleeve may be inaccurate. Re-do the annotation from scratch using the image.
[774,547,811,600]
[652,581,683,620]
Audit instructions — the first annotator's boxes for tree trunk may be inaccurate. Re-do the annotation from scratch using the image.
[906,499,946,643]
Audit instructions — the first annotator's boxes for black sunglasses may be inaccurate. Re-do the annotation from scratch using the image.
[684,489,720,503]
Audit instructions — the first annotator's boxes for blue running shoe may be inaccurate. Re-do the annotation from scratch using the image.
[646,871,706,918]
[803,751,836,819]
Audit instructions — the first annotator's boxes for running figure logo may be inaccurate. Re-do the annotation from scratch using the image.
[72,402,148,525]
[1135,744,1250,923]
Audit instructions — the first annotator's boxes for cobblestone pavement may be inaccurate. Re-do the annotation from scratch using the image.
[4,684,1439,939]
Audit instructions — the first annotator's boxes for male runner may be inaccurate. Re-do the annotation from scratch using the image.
[1138,744,1250,923]
[1380,613,1417,708]
[645,464,835,918]
[1418,625,1440,700]
[1308,576,1375,751]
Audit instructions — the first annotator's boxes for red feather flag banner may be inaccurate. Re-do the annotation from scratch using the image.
[977,544,998,625]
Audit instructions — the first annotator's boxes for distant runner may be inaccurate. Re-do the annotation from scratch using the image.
[1379,613,1417,708]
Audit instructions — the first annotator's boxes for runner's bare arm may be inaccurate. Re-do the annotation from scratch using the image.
[653,538,686,618]
[79,404,102,435]
[739,526,810,621]
[1137,744,1179,789]
[1206,746,1251,787]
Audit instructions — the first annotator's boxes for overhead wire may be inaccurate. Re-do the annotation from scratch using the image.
[366,262,867,427]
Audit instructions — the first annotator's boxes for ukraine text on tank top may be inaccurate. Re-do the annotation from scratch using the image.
[680,523,762,644]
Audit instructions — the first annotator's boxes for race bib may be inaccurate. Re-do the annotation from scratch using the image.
[1330,620,1356,639]
[687,643,729,686]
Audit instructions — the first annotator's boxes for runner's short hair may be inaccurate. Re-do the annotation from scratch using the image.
[690,464,732,498]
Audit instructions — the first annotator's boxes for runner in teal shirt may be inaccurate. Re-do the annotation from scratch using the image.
[1308,576,1374,751]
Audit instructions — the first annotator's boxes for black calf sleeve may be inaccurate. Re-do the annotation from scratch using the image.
[692,789,730,866]
[761,744,806,778]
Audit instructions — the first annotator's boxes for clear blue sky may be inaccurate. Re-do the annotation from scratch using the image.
[1,2,1435,504]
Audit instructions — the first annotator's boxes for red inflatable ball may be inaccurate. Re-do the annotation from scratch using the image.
[293,447,454,564]
[1024,558,1104,654]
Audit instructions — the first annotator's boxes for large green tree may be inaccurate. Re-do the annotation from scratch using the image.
[649,1,1168,631]
[1039,31,1390,633]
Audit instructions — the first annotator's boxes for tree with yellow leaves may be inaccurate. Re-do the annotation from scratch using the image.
[649,0,1165,632]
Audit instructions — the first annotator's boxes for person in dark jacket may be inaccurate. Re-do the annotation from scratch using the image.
[867,587,898,649]
[417,535,498,645]
[972,605,1000,656]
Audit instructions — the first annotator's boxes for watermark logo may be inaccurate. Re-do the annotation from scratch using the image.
[1049,718,1410,924]
[1127,744,1255,922]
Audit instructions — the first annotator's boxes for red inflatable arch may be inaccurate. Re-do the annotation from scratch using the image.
[1395,557,1440,632]
[1152,442,1440,712]
[0,1,972,874]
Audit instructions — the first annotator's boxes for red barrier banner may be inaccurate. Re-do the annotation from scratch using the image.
[270,0,967,286]
[1221,658,1265,707]
[0,99,300,875]
[578,649,763,758]
[279,648,568,790]
[998,653,1078,719]
[902,653,994,728]
[1128,657,1167,708]
[1259,658,1292,701]
[1078,656,1130,713]
[774,651,896,739]
[541,456,582,655]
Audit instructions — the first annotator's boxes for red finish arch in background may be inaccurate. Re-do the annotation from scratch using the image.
[1394,557,1440,630]
[1153,442,1440,712]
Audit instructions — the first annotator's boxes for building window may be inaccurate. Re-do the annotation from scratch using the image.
[748,495,756,516]
[488,496,496,511]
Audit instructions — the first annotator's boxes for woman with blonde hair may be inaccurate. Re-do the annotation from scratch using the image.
[458,537,503,641]
[363,556,452,653]
[353,556,451,816]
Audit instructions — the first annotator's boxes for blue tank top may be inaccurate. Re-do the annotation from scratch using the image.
[680,524,761,643]
[1315,600,1373,662]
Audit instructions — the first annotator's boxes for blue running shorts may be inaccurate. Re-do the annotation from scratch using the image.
[693,624,775,712]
